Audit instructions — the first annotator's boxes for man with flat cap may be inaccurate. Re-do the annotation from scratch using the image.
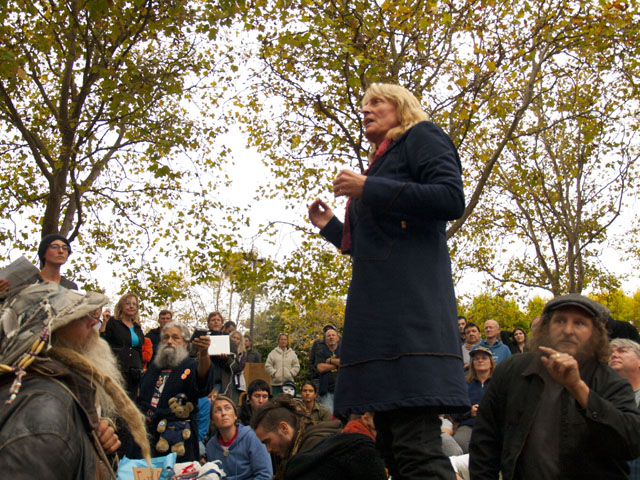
[470,294,640,479]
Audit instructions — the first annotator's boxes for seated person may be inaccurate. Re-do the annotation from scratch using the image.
[238,379,271,426]
[205,395,272,480]
[299,381,331,423]
[440,415,463,457]
[343,412,376,441]
[251,397,387,480]
[452,346,495,454]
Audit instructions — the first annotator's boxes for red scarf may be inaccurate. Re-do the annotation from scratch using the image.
[340,138,392,253]
[218,427,239,446]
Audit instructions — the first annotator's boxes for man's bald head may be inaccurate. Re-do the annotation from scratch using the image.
[484,319,500,343]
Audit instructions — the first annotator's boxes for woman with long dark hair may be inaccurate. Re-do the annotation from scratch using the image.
[300,381,331,423]
[510,327,529,354]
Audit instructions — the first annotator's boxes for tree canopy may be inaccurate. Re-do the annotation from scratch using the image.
[1,0,639,326]
[222,0,640,297]
[0,0,241,290]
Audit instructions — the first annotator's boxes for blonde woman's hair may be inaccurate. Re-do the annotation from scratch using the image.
[114,293,141,325]
[230,330,246,355]
[362,83,430,159]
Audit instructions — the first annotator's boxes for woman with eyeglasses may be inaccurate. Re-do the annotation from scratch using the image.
[0,234,78,295]
[100,292,145,400]
[452,346,495,454]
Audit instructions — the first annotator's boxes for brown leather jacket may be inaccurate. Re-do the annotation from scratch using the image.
[0,360,115,479]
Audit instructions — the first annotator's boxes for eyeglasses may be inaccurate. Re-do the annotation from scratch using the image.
[86,311,102,323]
[48,244,70,252]
[162,334,183,342]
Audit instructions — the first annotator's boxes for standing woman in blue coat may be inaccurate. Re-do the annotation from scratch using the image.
[308,83,469,479]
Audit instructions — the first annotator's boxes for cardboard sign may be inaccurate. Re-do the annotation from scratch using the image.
[132,467,162,480]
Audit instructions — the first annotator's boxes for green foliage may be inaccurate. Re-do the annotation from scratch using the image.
[460,292,529,332]
[592,288,640,328]
[2,0,639,316]
[219,0,640,299]
[525,296,548,322]
[460,289,640,338]
[0,0,242,295]
[250,296,346,383]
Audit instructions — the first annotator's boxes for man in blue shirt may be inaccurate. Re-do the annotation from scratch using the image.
[472,319,511,364]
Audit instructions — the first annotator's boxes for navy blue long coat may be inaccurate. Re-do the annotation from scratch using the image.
[320,121,470,416]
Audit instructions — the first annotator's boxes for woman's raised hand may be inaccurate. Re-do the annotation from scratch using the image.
[333,169,366,199]
[308,198,334,229]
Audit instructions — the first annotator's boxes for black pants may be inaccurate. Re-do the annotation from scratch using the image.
[374,408,456,480]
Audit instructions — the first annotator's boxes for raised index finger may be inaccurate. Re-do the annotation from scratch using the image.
[538,346,559,357]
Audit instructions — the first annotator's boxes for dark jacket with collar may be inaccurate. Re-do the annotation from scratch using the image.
[100,317,144,398]
[0,360,113,479]
[319,121,468,416]
[283,421,386,480]
[145,326,162,353]
[469,352,640,479]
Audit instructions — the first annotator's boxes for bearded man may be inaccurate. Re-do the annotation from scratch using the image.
[0,282,150,479]
[469,294,640,480]
[251,396,387,480]
[138,321,212,462]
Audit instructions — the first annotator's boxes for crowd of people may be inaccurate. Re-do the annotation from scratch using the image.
[2,235,640,479]
[2,83,640,480]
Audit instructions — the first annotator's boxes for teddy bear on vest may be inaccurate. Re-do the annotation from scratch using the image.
[156,393,194,457]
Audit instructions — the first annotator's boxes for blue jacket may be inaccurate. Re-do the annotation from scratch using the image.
[473,339,511,364]
[197,397,210,441]
[453,377,491,427]
[320,121,469,416]
[205,424,272,480]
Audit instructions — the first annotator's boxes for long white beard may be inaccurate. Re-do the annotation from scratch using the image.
[72,328,125,417]
[154,342,189,370]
